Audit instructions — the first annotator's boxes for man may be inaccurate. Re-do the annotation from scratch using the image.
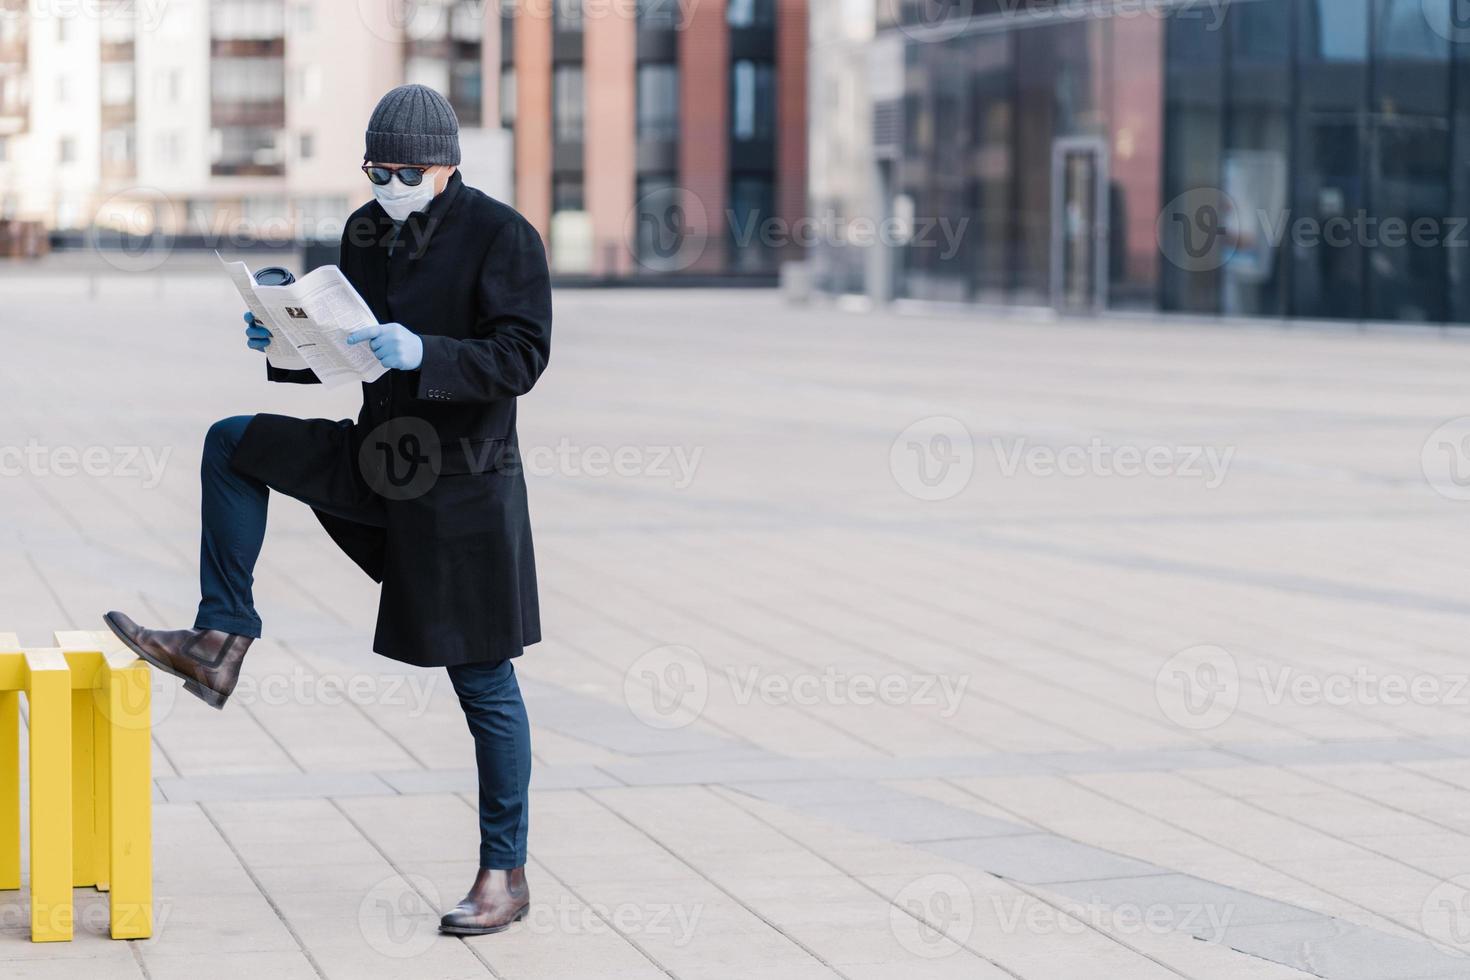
[104,84,550,936]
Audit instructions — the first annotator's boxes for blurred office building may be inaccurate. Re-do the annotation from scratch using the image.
[810,0,1470,323]
[0,0,806,278]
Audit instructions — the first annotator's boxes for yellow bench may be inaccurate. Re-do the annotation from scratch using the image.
[0,630,152,941]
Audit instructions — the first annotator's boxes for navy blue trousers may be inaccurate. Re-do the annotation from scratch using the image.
[195,415,531,868]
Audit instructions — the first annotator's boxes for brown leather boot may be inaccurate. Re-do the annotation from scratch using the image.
[104,611,253,710]
[439,867,530,935]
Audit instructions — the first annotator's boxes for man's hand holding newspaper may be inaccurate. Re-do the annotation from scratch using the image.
[219,254,388,386]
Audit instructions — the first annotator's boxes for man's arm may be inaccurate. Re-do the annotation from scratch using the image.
[413,216,552,404]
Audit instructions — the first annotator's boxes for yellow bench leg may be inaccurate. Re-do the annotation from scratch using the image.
[25,650,73,942]
[93,695,111,893]
[72,688,96,888]
[106,662,151,939]
[0,690,17,891]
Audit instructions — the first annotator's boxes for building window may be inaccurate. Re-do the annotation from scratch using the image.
[0,136,8,163]
[0,68,21,113]
[634,174,682,264]
[298,132,313,159]
[59,137,76,164]
[100,11,136,43]
[553,65,584,143]
[211,126,281,170]
[102,127,135,164]
[102,63,135,106]
[212,0,286,40]
[637,0,679,30]
[501,5,515,54]
[553,176,584,213]
[294,195,349,239]
[292,65,322,101]
[451,59,482,123]
[554,0,583,32]
[727,0,773,28]
[211,57,286,102]
[291,0,313,31]
[729,174,774,271]
[243,196,288,236]
[450,0,480,40]
[636,64,678,141]
[730,60,774,141]
[405,57,451,96]
[500,67,516,129]
[1379,0,1450,59]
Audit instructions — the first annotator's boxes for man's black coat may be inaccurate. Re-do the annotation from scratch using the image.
[230,171,552,667]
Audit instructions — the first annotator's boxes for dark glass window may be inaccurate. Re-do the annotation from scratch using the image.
[1222,0,1292,317]
[730,60,774,141]
[1160,5,1225,313]
[1300,0,1369,61]
[554,0,583,32]
[1369,0,1452,321]
[634,174,684,267]
[500,5,514,55]
[727,0,773,28]
[968,34,1013,302]
[499,66,516,129]
[451,60,482,123]
[636,0,679,30]
[1011,20,1097,306]
[729,174,774,271]
[637,63,679,141]
[1378,0,1451,60]
[553,176,584,213]
[553,65,584,143]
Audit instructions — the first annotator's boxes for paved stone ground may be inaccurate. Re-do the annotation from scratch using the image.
[6,273,1470,977]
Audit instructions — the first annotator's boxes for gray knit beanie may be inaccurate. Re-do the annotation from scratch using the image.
[364,84,461,166]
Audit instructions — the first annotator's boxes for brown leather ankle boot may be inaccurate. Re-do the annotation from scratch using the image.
[104,611,253,710]
[439,867,529,935]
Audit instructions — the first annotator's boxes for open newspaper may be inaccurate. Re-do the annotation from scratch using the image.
[218,253,387,386]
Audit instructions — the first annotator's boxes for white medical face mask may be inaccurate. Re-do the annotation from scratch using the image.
[373,171,437,221]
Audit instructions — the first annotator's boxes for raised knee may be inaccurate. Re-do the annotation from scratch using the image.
[204,415,253,460]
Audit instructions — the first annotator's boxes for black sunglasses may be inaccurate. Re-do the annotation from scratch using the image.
[362,164,432,186]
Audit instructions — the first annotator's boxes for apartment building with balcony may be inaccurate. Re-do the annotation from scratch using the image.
[0,0,808,279]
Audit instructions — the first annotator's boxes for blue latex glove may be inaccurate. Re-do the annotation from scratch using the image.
[347,322,423,371]
[244,312,271,352]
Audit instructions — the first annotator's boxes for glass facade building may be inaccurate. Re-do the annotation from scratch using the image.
[811,0,1470,324]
